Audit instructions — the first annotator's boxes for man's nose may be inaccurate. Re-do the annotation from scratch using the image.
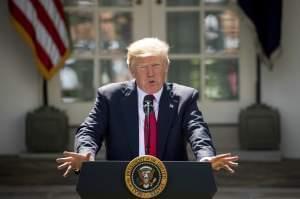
[146,65,154,76]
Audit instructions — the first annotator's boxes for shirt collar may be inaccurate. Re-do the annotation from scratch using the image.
[137,86,163,103]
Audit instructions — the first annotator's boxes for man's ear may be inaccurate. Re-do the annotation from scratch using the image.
[165,63,169,72]
[129,66,136,78]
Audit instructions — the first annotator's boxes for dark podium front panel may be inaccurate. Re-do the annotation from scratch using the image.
[77,161,217,199]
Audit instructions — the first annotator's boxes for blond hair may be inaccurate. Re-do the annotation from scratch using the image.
[126,38,170,69]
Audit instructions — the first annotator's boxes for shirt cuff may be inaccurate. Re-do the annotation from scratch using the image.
[199,156,214,162]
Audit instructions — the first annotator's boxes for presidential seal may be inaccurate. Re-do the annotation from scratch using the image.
[125,155,168,199]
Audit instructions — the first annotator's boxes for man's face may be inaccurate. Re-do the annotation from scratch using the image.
[130,55,168,94]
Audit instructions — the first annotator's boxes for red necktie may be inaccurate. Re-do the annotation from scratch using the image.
[144,95,157,157]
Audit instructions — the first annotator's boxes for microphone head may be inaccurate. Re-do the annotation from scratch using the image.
[143,95,154,113]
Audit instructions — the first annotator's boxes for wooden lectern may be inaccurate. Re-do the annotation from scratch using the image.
[77,161,217,199]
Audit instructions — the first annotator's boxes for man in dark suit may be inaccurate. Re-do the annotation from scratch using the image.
[57,38,238,177]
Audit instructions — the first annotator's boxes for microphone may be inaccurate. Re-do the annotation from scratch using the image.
[143,95,154,115]
[143,95,154,155]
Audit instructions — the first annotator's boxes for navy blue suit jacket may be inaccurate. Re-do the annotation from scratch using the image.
[75,80,216,161]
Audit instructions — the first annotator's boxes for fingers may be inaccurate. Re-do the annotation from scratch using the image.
[211,153,239,173]
[214,153,239,162]
[56,151,76,177]
[213,153,232,160]
[216,153,232,157]
[56,157,74,177]
[56,156,73,163]
[56,151,77,164]
[225,156,239,162]
[62,151,92,161]
[228,161,239,167]
[211,155,238,165]
[56,151,92,177]
[223,164,234,173]
[217,155,239,163]
[213,162,237,173]
[63,165,72,178]
[57,162,70,170]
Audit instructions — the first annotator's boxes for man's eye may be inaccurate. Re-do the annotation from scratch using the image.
[137,65,146,69]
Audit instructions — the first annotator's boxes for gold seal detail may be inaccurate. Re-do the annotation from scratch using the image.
[125,155,168,199]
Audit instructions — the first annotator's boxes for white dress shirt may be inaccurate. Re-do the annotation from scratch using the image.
[137,86,163,156]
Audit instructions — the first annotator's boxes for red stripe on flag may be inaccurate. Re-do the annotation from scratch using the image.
[8,1,34,38]
[30,0,66,56]
[9,0,53,70]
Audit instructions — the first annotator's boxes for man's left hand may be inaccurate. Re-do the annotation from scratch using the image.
[209,153,239,173]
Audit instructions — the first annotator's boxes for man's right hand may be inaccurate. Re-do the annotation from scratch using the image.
[56,151,92,177]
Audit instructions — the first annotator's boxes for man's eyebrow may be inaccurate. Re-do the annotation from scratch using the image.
[136,64,147,67]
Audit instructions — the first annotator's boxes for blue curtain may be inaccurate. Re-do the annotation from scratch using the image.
[238,0,282,66]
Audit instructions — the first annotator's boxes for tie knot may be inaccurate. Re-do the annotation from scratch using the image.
[144,94,155,102]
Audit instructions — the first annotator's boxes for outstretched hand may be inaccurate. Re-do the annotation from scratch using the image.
[209,153,239,173]
[56,151,92,177]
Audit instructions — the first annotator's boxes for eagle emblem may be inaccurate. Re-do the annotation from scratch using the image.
[137,165,157,189]
[125,155,168,199]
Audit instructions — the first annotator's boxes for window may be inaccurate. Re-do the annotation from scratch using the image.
[166,0,240,101]
[59,0,133,103]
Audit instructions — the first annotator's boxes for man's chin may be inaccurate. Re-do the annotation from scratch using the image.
[143,86,161,94]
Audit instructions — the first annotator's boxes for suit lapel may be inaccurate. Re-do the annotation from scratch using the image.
[157,83,179,159]
[121,81,139,158]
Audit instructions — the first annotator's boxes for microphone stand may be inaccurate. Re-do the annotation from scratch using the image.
[145,101,151,155]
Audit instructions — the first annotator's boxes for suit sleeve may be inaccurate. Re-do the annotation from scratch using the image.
[183,89,216,161]
[74,89,108,159]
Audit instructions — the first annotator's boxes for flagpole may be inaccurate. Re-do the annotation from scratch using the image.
[43,79,48,107]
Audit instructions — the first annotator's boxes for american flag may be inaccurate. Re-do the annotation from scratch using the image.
[8,0,70,80]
